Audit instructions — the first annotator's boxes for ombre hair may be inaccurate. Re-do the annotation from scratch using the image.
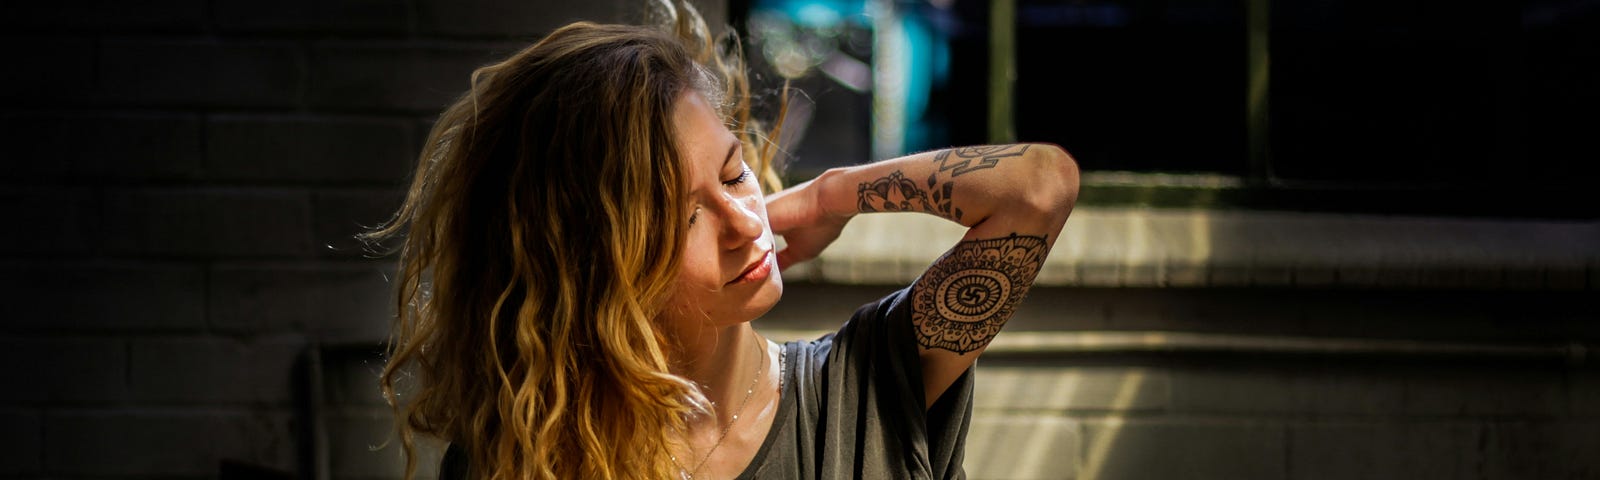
[360,2,785,478]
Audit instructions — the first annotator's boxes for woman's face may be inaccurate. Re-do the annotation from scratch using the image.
[657,90,783,334]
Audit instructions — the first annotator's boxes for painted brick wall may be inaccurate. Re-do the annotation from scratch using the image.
[0,1,727,478]
[3,1,1595,480]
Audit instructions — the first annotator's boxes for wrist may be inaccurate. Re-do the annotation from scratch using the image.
[812,167,858,221]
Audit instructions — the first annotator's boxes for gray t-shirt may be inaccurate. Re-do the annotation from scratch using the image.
[439,287,976,479]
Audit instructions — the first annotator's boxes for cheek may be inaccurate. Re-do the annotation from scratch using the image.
[661,231,722,320]
[675,228,721,287]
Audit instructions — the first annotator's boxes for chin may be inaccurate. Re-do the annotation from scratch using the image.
[740,270,784,323]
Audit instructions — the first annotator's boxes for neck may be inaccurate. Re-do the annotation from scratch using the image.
[666,322,767,426]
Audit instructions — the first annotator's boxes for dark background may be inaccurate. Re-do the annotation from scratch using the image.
[0,1,1595,479]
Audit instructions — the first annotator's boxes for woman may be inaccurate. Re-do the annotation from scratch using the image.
[368,2,1078,479]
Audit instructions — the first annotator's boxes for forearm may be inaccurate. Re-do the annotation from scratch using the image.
[814,143,1080,232]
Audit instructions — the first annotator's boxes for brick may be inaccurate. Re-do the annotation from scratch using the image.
[307,43,511,112]
[964,416,1080,479]
[415,0,633,37]
[1589,260,1598,291]
[1480,421,1600,479]
[1163,262,1207,287]
[1503,265,1545,290]
[215,0,409,34]
[1080,419,1284,480]
[1206,263,1252,287]
[1290,265,1337,287]
[1373,264,1422,289]
[1052,212,1094,287]
[974,366,1167,413]
[322,345,392,407]
[1121,263,1161,287]
[1170,367,1295,415]
[1035,254,1079,286]
[329,411,443,479]
[1575,370,1600,418]
[1199,212,1258,270]
[1546,264,1587,291]
[1289,422,1479,480]
[1078,263,1121,287]
[1076,213,1126,288]
[1030,257,1081,286]
[0,261,205,331]
[1333,263,1384,288]
[98,40,302,108]
[1248,265,1294,287]
[313,189,408,259]
[1177,362,1517,418]
[209,263,395,342]
[0,337,127,405]
[1293,369,1408,416]
[1403,368,1565,417]
[0,410,42,475]
[1415,265,1498,290]
[1004,287,1114,331]
[129,336,307,405]
[0,38,95,105]
[0,114,203,180]
[45,409,294,476]
[100,188,312,257]
[208,115,414,183]
[0,0,206,31]
[0,187,97,254]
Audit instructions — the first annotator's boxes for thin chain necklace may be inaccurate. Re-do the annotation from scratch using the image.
[671,334,770,480]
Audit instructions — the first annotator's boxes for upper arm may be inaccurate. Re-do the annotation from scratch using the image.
[908,145,1076,409]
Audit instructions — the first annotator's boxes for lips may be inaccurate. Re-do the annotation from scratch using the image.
[727,250,774,285]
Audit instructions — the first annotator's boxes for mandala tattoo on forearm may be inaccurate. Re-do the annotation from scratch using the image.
[912,233,1047,355]
[856,144,1031,222]
[857,170,935,214]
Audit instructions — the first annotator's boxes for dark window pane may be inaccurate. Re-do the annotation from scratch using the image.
[1013,0,1247,174]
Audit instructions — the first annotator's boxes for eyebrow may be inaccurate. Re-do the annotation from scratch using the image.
[720,139,740,170]
[690,139,742,196]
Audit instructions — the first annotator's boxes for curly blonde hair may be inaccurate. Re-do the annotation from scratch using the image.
[361,1,785,478]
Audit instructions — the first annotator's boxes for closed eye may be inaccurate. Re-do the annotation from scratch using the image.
[723,165,752,187]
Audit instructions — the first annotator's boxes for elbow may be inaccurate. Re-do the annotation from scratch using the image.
[1022,143,1080,221]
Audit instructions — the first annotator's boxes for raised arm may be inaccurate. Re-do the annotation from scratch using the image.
[767,144,1079,408]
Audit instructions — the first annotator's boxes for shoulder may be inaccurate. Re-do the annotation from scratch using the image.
[832,287,914,346]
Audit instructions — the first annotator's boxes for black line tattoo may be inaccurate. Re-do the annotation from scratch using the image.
[856,144,1031,222]
[912,233,1047,355]
[857,170,934,214]
[931,144,1030,177]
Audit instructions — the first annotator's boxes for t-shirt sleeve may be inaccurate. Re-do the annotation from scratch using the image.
[818,286,975,479]
[438,442,468,480]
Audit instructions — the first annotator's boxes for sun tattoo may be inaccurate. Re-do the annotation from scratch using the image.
[912,233,1047,355]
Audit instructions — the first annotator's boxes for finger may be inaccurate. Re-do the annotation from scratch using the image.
[776,248,796,271]
[765,193,801,233]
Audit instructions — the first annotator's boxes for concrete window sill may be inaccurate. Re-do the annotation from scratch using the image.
[777,207,1599,290]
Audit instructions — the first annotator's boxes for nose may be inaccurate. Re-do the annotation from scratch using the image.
[717,193,765,249]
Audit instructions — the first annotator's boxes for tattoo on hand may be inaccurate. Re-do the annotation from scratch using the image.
[856,144,1030,222]
[912,233,1047,355]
